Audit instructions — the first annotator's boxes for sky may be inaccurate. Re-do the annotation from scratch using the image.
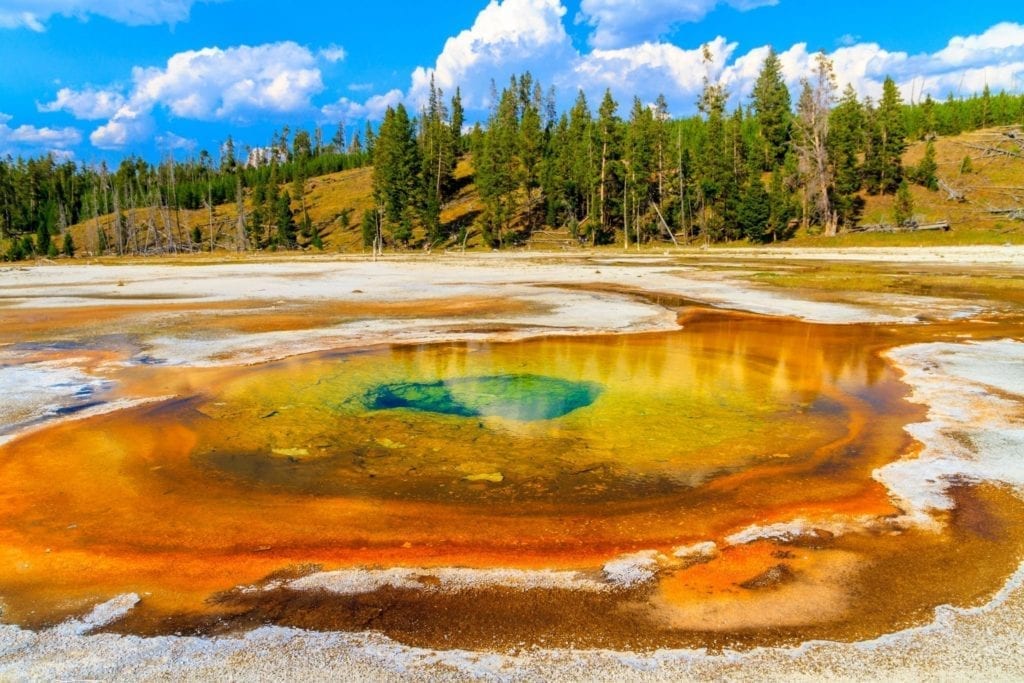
[1,0,1022,162]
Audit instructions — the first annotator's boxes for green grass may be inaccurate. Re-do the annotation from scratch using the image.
[745,262,1024,305]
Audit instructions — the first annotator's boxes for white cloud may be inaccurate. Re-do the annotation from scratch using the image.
[89,104,153,150]
[39,86,127,119]
[321,89,404,123]
[0,112,81,154]
[155,131,196,151]
[0,0,201,31]
[319,45,347,63]
[132,42,323,120]
[577,0,777,49]
[566,21,1024,115]
[409,0,574,109]
[28,8,1024,155]
[49,42,324,149]
[932,22,1024,69]
[573,36,735,106]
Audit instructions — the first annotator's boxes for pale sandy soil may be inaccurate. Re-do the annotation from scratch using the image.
[1,247,1023,680]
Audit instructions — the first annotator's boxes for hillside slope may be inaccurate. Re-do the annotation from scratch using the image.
[65,158,484,256]
[65,126,1024,255]
[791,125,1024,246]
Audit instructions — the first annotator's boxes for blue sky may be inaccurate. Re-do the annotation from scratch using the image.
[1,0,1022,162]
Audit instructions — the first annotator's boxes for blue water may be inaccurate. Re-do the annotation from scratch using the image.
[363,374,602,422]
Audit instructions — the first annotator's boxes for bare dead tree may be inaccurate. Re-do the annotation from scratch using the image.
[938,177,968,202]
[235,176,248,251]
[793,52,838,236]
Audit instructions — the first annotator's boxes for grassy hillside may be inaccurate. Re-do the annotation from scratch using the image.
[63,157,485,256]
[788,125,1024,246]
[63,126,1024,256]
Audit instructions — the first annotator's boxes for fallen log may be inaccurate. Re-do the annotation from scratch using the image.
[849,220,950,233]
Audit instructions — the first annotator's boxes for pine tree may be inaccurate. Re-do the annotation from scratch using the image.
[519,83,545,233]
[864,76,907,194]
[723,106,748,239]
[767,166,795,241]
[332,119,348,153]
[914,140,939,190]
[624,96,656,247]
[293,129,313,161]
[566,90,594,227]
[300,208,314,240]
[35,214,51,255]
[751,48,792,168]
[372,104,422,233]
[419,75,452,243]
[652,94,671,211]
[62,231,75,257]
[943,93,964,135]
[220,136,236,172]
[274,189,297,248]
[364,122,377,160]
[739,177,771,242]
[980,84,992,128]
[393,207,414,246]
[475,84,520,247]
[361,208,378,249]
[920,94,937,139]
[698,64,732,241]
[594,89,621,244]
[829,84,865,228]
[450,88,465,155]
[310,221,323,250]
[893,180,914,225]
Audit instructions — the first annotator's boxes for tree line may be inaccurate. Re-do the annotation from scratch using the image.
[1,124,369,260]
[3,50,1024,260]
[371,52,1024,249]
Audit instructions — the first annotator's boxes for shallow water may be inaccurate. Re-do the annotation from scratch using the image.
[0,307,1021,651]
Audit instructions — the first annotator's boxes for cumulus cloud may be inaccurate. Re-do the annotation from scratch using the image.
[28,2,1024,155]
[577,0,777,49]
[50,41,324,149]
[574,36,736,105]
[408,0,575,109]
[400,2,1023,118]
[321,89,404,123]
[0,113,81,154]
[569,20,1024,115]
[39,87,127,119]
[132,42,323,120]
[0,0,201,31]
[89,104,154,150]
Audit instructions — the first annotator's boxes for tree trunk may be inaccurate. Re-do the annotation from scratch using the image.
[598,140,607,246]
[235,178,248,251]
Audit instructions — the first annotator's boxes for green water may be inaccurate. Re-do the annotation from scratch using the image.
[362,374,603,421]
